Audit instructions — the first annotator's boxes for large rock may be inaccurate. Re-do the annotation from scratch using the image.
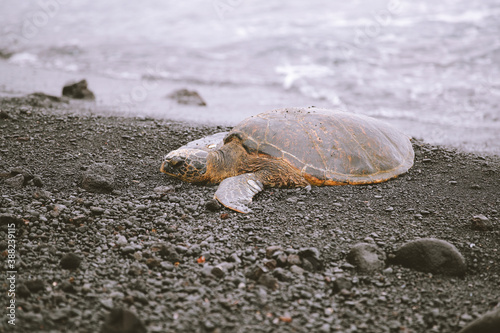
[346,243,386,273]
[81,163,115,193]
[391,238,466,276]
[458,307,500,333]
[167,88,206,106]
[62,79,95,100]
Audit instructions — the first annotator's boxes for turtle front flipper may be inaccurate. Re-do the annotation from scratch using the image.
[214,173,264,213]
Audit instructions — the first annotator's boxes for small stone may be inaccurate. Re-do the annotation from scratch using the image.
[287,254,301,266]
[100,298,114,310]
[60,253,82,269]
[346,243,386,273]
[205,199,221,212]
[25,280,45,293]
[391,238,466,276]
[33,189,52,199]
[59,281,76,293]
[153,185,174,194]
[158,243,181,263]
[0,214,23,227]
[32,176,44,187]
[289,265,305,275]
[122,246,135,254]
[458,308,500,333]
[471,215,493,231]
[245,264,267,281]
[5,174,24,188]
[62,79,95,100]
[81,163,115,193]
[332,277,353,293]
[90,206,105,215]
[17,284,31,298]
[101,308,147,333]
[449,180,458,185]
[116,235,128,246]
[266,245,283,258]
[298,247,323,271]
[258,274,279,290]
[273,267,293,282]
[211,266,225,278]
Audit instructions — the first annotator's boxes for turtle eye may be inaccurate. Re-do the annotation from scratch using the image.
[169,156,184,167]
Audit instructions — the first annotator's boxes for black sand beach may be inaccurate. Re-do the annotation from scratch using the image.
[0,94,499,332]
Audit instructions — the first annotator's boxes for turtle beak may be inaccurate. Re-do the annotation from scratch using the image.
[160,155,183,174]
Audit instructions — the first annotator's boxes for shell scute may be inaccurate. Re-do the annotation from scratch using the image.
[228,107,414,184]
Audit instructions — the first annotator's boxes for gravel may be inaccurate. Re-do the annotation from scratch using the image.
[0,94,499,332]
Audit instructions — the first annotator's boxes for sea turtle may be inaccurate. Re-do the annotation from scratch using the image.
[160,107,414,213]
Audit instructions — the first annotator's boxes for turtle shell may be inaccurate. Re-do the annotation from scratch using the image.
[224,107,414,185]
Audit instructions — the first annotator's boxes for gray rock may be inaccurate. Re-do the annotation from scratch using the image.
[205,199,221,212]
[167,88,206,106]
[258,274,279,290]
[60,253,82,269]
[471,214,493,231]
[298,247,323,271]
[332,277,353,293]
[153,185,174,194]
[32,175,44,187]
[10,167,33,182]
[266,245,283,258]
[289,265,305,275]
[287,254,302,266]
[25,280,45,293]
[101,308,147,333]
[5,174,24,188]
[0,213,23,227]
[391,238,466,276]
[62,79,95,100]
[81,163,115,193]
[458,307,500,333]
[346,243,386,273]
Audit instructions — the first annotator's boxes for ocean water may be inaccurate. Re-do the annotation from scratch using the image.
[1,0,499,154]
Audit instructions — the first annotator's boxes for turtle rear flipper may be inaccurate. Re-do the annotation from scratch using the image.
[214,173,264,213]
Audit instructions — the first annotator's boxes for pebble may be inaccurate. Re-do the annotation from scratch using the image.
[153,185,174,194]
[32,176,44,187]
[258,274,279,290]
[60,253,82,269]
[25,280,45,293]
[81,163,115,193]
[298,247,323,271]
[287,254,302,266]
[391,238,466,276]
[116,235,128,246]
[471,214,493,231]
[289,265,305,275]
[205,198,221,212]
[346,243,386,273]
[332,277,353,293]
[266,245,283,258]
[0,213,23,226]
[5,174,24,188]
[100,308,147,333]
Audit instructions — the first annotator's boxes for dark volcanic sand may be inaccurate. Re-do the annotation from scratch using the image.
[0,94,499,333]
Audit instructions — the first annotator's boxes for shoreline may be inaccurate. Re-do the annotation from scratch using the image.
[1,60,499,157]
[0,93,499,332]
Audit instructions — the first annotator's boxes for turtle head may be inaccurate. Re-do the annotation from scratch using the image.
[160,148,209,183]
